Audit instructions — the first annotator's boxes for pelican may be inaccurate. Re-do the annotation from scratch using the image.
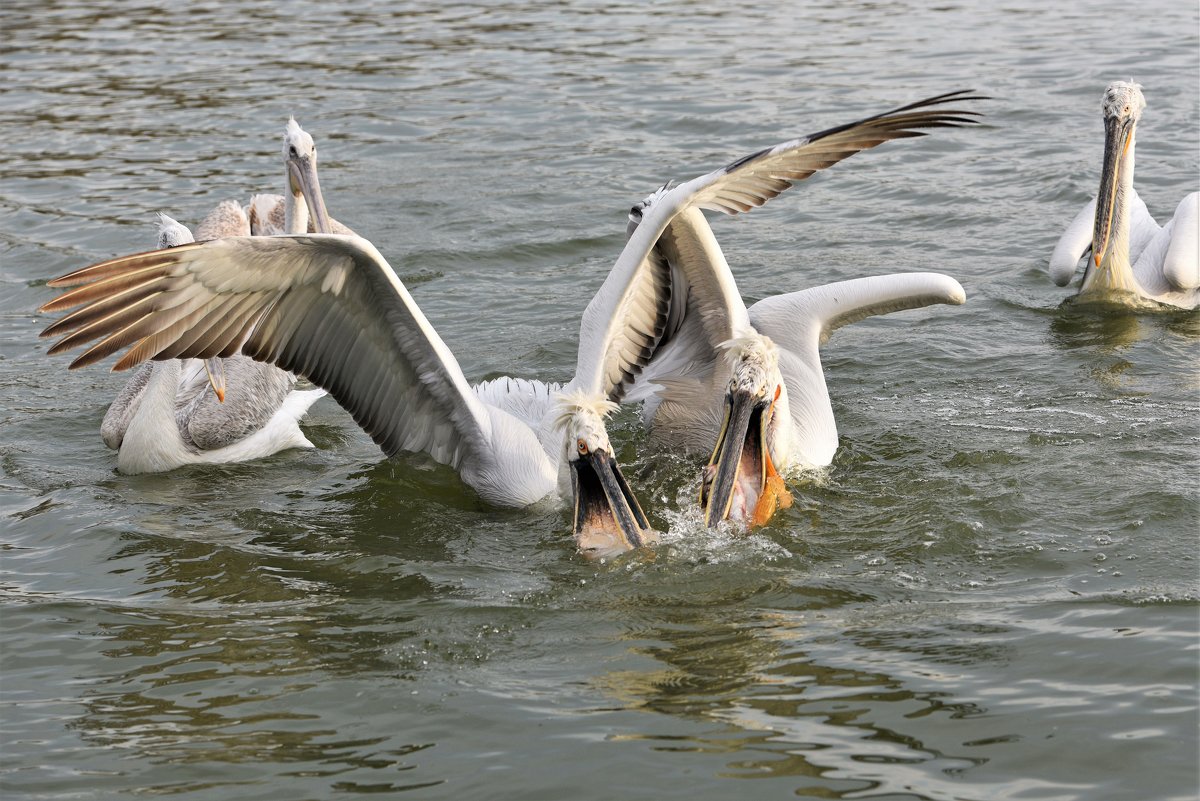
[97,215,325,474]
[95,116,348,472]
[195,198,250,240]
[1049,81,1199,309]
[623,202,965,526]
[247,117,356,237]
[38,90,982,554]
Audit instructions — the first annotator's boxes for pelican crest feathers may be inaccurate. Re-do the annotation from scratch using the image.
[553,391,619,432]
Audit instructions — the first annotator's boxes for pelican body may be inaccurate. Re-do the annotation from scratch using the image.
[625,203,966,527]
[39,90,982,553]
[1049,82,1199,309]
[99,216,324,474]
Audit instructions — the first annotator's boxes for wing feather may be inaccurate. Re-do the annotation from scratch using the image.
[40,235,491,469]
[577,89,984,398]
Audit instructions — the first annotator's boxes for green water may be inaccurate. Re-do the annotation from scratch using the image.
[2,1,1197,799]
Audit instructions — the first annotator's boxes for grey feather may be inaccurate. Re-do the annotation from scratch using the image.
[100,362,154,449]
[176,356,297,451]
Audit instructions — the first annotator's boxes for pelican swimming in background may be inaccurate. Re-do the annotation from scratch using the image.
[1049,81,1199,309]
[96,215,325,474]
[38,89,982,554]
[247,117,356,237]
[623,202,965,527]
[195,198,251,240]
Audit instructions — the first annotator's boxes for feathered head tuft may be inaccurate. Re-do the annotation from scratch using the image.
[719,330,780,397]
[1101,81,1145,121]
[154,213,194,249]
[553,390,618,431]
[553,390,618,459]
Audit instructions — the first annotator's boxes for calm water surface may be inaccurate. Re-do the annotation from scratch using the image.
[1,1,1197,799]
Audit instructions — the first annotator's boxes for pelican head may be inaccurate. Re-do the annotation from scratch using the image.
[1086,81,1146,295]
[701,333,792,528]
[555,392,656,558]
[283,117,333,234]
[154,213,194,249]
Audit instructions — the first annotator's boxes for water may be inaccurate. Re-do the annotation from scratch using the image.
[2,1,1197,799]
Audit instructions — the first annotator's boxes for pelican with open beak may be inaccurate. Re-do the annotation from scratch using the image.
[558,392,657,557]
[699,335,792,527]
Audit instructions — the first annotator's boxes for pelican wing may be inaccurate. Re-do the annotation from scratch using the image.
[247,194,287,236]
[620,207,752,406]
[40,235,491,468]
[1162,192,1199,291]
[1049,198,1096,286]
[574,89,984,399]
[655,207,751,350]
[748,272,966,365]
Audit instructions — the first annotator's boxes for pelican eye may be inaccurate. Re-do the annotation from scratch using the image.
[577,438,588,454]
[289,145,299,158]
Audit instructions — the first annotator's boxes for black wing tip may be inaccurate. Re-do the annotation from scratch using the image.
[723,145,774,174]
[863,89,991,124]
[906,89,991,106]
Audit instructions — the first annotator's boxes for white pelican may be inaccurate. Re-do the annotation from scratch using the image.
[1049,81,1199,309]
[247,118,356,237]
[96,215,325,474]
[95,116,347,472]
[623,202,965,526]
[38,90,981,554]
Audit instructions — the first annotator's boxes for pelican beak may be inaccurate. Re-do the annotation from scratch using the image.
[287,153,334,235]
[701,387,791,528]
[570,447,656,558]
[1092,114,1133,270]
[203,357,226,403]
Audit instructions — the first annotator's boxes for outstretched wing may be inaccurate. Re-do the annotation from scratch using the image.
[576,89,985,399]
[40,234,490,468]
[748,272,966,367]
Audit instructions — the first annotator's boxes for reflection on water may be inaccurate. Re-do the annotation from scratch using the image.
[1048,299,1166,353]
[70,607,432,779]
[1050,305,1149,352]
[588,581,1002,797]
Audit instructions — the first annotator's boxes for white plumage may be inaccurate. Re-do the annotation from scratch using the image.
[1049,82,1199,309]
[40,90,982,548]
[98,216,324,474]
[621,203,965,525]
